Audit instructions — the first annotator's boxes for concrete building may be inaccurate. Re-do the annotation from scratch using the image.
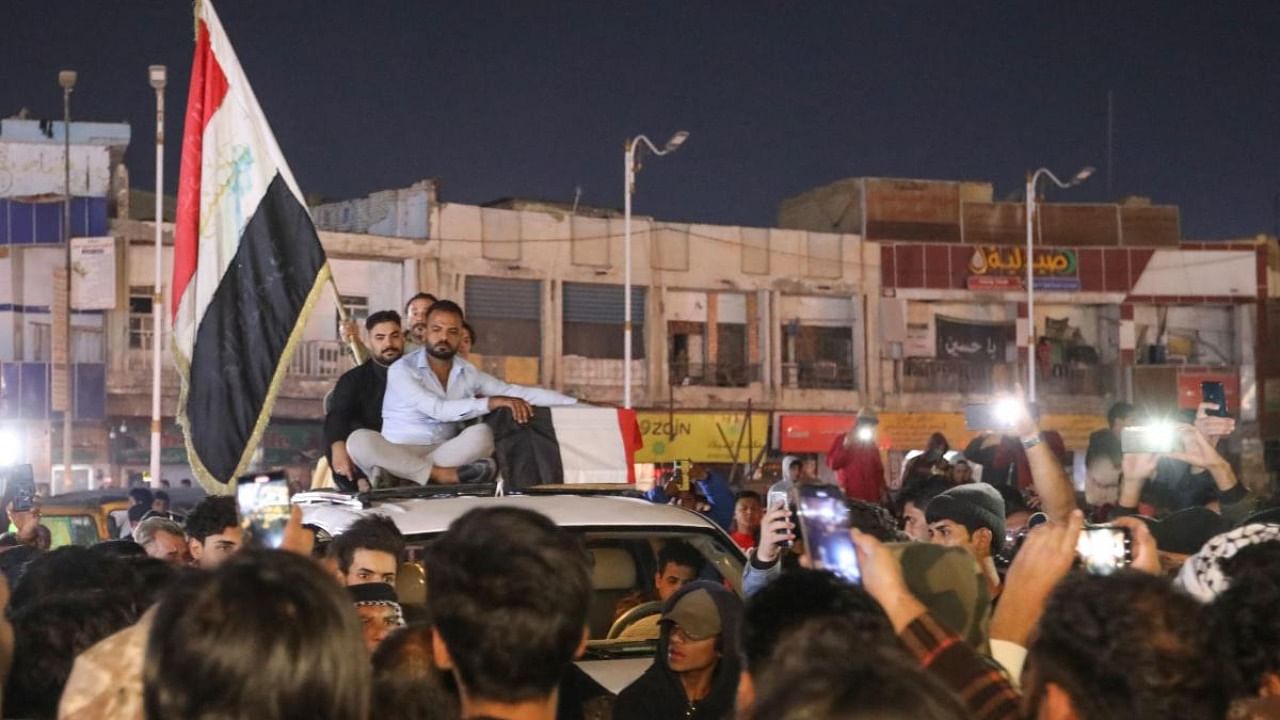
[781,177,1278,488]
[0,115,129,488]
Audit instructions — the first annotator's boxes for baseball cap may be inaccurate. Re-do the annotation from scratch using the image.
[660,587,721,640]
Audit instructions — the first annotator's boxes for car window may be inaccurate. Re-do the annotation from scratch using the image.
[405,526,744,657]
[42,515,101,548]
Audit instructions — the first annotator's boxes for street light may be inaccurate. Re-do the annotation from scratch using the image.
[149,65,167,488]
[59,70,76,493]
[1025,164,1094,402]
[623,131,689,409]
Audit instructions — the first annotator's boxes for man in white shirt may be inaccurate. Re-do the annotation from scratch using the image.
[347,300,577,485]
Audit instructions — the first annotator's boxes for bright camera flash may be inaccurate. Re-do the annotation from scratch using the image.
[857,426,874,442]
[994,398,1021,425]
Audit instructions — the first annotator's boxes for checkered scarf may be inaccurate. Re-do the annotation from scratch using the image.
[1175,523,1280,603]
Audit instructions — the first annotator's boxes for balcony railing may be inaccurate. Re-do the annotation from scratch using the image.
[901,358,1113,396]
[782,361,857,390]
[901,358,1016,395]
[669,362,761,388]
[117,339,354,380]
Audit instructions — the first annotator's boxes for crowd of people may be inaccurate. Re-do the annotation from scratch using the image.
[1,284,1278,719]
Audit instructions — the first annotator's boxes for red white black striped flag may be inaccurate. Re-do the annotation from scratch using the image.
[172,0,329,486]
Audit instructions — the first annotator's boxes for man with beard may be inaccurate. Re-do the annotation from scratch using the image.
[326,310,406,491]
[402,292,437,350]
[348,300,578,486]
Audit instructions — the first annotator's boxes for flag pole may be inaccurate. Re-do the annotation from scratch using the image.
[149,66,167,488]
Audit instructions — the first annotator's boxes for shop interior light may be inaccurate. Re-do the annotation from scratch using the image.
[0,429,21,467]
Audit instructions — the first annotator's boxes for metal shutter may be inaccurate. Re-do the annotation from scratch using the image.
[562,283,646,324]
[464,277,541,321]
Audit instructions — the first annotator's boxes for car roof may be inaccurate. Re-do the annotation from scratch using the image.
[300,493,725,539]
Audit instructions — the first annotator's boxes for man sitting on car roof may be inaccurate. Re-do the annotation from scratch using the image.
[347,300,578,486]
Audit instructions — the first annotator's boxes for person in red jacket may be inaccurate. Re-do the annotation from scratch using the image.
[827,407,887,504]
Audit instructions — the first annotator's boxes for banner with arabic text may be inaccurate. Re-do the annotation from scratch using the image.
[935,315,1011,362]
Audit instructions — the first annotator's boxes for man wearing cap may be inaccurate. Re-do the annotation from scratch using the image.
[926,484,1006,595]
[614,581,743,720]
[826,407,887,504]
[349,583,405,653]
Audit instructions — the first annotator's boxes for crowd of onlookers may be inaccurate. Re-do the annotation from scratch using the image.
[2,301,1279,720]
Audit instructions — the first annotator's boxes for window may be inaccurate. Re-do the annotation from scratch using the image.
[465,277,542,357]
[666,291,754,387]
[128,286,153,350]
[563,283,645,359]
[783,324,856,389]
[780,295,857,389]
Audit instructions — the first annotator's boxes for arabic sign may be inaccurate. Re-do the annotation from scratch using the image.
[966,246,1081,290]
[936,315,1011,362]
[634,412,769,463]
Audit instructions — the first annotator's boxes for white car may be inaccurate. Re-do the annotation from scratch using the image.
[297,489,747,694]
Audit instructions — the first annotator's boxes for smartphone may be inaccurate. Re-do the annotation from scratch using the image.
[766,488,793,549]
[3,464,36,512]
[795,484,861,584]
[1121,425,1180,454]
[236,471,291,549]
[1076,524,1132,576]
[964,400,1033,432]
[1201,381,1229,418]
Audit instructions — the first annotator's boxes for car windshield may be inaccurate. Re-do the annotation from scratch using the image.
[405,525,744,660]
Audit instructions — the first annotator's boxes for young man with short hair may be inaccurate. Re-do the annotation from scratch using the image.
[183,496,242,570]
[730,491,763,550]
[427,507,592,720]
[926,483,1005,593]
[894,474,953,543]
[403,292,437,347]
[615,540,706,620]
[327,514,406,587]
[349,300,577,486]
[326,309,406,490]
[349,582,405,653]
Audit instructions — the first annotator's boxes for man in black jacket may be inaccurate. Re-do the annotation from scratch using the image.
[326,310,404,490]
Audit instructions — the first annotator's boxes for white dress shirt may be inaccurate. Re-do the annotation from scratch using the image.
[381,349,577,445]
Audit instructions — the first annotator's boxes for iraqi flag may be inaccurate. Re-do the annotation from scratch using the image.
[172,0,330,487]
[486,407,643,487]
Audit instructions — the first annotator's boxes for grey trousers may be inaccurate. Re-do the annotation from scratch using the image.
[346,425,495,485]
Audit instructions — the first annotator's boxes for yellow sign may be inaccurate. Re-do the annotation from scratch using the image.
[877,411,1105,451]
[635,412,769,463]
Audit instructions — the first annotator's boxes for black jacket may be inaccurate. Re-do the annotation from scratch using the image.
[613,581,743,720]
[323,360,388,477]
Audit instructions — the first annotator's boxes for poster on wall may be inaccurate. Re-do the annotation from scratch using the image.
[935,315,1011,362]
[70,237,116,310]
[904,322,931,357]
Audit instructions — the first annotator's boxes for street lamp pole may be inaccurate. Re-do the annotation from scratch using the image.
[1025,165,1094,402]
[59,70,76,493]
[149,65,167,488]
[622,131,688,409]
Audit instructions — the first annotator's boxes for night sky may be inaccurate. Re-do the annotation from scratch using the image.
[4,1,1278,239]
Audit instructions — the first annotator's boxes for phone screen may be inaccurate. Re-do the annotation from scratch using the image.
[1120,425,1179,454]
[1076,525,1132,576]
[4,464,36,513]
[236,472,291,549]
[796,485,861,584]
[1201,381,1229,418]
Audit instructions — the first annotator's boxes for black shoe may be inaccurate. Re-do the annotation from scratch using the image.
[456,458,497,484]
